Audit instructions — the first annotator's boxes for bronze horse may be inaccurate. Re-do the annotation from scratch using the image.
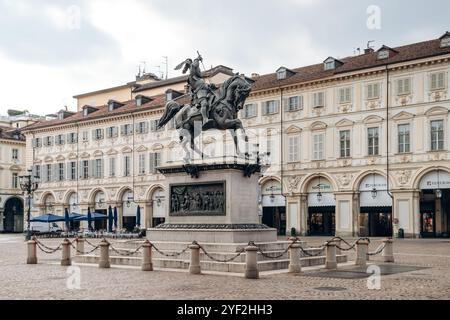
[157,74,252,162]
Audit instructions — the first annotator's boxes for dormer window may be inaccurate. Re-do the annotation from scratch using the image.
[440,32,450,47]
[58,112,64,120]
[377,50,390,60]
[108,100,124,112]
[82,105,99,117]
[83,108,88,117]
[135,95,152,107]
[276,67,295,80]
[166,91,173,102]
[165,89,184,102]
[323,57,343,71]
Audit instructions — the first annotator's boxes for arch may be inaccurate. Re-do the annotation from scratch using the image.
[424,106,449,117]
[3,197,24,233]
[40,191,56,203]
[259,176,281,186]
[116,186,133,202]
[63,189,78,204]
[145,184,166,200]
[93,150,104,157]
[352,170,395,191]
[363,115,384,124]
[88,187,108,204]
[310,121,327,131]
[300,173,338,194]
[412,166,450,190]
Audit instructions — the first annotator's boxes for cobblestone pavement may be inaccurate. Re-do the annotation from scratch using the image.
[0,234,449,300]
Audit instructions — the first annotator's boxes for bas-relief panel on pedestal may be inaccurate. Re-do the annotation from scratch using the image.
[169,181,226,216]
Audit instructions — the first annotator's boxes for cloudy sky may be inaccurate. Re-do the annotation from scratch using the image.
[0,0,448,115]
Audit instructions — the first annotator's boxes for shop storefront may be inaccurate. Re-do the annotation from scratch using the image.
[68,193,80,231]
[122,190,137,232]
[307,177,335,236]
[94,191,107,231]
[152,188,166,227]
[261,180,286,236]
[419,170,450,238]
[358,174,393,237]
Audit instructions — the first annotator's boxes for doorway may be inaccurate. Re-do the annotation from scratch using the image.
[262,207,286,236]
[307,207,335,236]
[359,207,392,237]
[420,189,450,238]
[3,197,24,233]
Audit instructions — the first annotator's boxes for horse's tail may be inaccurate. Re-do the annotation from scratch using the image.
[157,100,182,129]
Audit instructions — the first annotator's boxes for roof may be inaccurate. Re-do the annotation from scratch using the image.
[22,94,191,132]
[0,125,25,142]
[251,37,450,92]
[73,83,135,99]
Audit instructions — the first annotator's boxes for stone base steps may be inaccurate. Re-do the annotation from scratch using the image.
[73,254,348,273]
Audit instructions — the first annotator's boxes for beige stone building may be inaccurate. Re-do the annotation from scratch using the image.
[23,33,450,238]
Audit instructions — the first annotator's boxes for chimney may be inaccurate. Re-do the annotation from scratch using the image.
[251,73,260,79]
[364,48,375,54]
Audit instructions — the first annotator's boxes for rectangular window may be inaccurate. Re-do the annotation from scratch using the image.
[367,83,380,100]
[124,156,131,177]
[339,87,352,104]
[94,159,103,178]
[32,138,42,148]
[12,149,19,161]
[121,124,133,136]
[168,117,177,130]
[340,130,351,158]
[287,96,303,112]
[35,165,41,180]
[82,131,89,142]
[55,134,65,146]
[149,153,161,174]
[266,137,273,165]
[288,136,300,163]
[243,104,257,118]
[313,133,325,160]
[150,120,163,132]
[430,72,446,91]
[70,162,76,180]
[44,136,53,147]
[82,160,89,180]
[93,129,104,140]
[398,124,411,153]
[397,78,411,95]
[136,122,148,134]
[430,120,444,151]
[263,100,279,115]
[46,164,52,182]
[67,133,77,144]
[139,154,146,174]
[58,163,64,181]
[12,173,18,189]
[109,157,116,177]
[107,126,118,138]
[368,127,380,156]
[313,92,325,107]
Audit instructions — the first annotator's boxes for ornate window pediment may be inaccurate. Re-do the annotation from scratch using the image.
[310,121,327,131]
[203,137,216,145]
[9,165,22,171]
[93,150,103,157]
[56,155,65,161]
[151,143,164,151]
[392,111,415,121]
[68,153,78,160]
[121,146,133,153]
[363,115,384,124]
[136,145,148,152]
[425,106,449,116]
[168,141,178,148]
[106,148,118,156]
[80,152,90,159]
[285,125,302,134]
[44,156,54,162]
[335,119,354,127]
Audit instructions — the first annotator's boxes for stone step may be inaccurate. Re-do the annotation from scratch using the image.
[73,253,347,272]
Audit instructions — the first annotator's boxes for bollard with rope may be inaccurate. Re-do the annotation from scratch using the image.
[325,241,337,269]
[98,239,111,269]
[141,240,153,271]
[189,241,201,275]
[27,239,38,265]
[61,238,71,266]
[244,242,259,279]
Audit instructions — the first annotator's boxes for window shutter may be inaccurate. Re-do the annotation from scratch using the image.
[438,73,445,89]
[275,100,280,113]
[49,136,54,146]
[52,164,57,182]
[120,125,125,135]
[405,78,411,93]
[32,138,37,148]
[261,102,267,115]
[283,98,289,112]
[149,153,155,173]
[145,122,149,133]
[150,121,157,132]
[431,74,437,90]
[100,159,104,178]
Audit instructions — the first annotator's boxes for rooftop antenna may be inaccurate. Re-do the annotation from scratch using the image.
[367,40,375,49]
[162,56,168,80]
[140,61,147,74]
[354,47,361,55]
[154,65,164,79]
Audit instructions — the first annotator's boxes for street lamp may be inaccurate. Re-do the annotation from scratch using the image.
[316,176,323,203]
[19,169,39,241]
[436,170,442,199]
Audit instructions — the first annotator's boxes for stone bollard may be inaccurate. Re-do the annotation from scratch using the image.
[244,243,259,279]
[325,242,337,269]
[61,238,71,266]
[27,239,38,264]
[141,240,154,271]
[288,243,302,274]
[382,238,395,263]
[355,239,369,267]
[98,239,111,269]
[334,239,342,255]
[189,242,201,275]
[75,238,85,256]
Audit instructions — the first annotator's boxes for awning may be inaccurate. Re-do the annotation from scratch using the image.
[360,191,392,207]
[30,214,65,223]
[308,193,336,207]
[73,212,108,221]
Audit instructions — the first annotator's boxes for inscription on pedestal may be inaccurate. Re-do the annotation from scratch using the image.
[170,181,226,216]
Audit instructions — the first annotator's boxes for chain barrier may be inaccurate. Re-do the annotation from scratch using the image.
[367,242,387,256]
[69,241,101,255]
[195,242,246,263]
[107,241,145,257]
[254,238,300,259]
[299,244,327,257]
[32,237,62,254]
[151,243,190,258]
[83,238,100,248]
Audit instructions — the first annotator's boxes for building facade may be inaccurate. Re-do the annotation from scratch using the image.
[23,33,450,238]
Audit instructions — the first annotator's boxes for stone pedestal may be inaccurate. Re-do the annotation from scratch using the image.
[147,162,277,244]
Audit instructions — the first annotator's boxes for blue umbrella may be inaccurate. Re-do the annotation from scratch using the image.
[108,206,113,233]
[64,208,70,231]
[73,212,108,221]
[69,213,83,220]
[87,207,92,231]
[136,205,141,228]
[113,207,118,229]
[30,214,65,223]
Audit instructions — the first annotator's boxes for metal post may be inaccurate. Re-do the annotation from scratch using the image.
[27,239,37,264]
[288,243,302,274]
[356,239,369,267]
[61,238,71,266]
[189,242,201,275]
[98,239,110,268]
[141,240,153,271]
[382,238,395,263]
[325,242,337,269]
[244,243,259,279]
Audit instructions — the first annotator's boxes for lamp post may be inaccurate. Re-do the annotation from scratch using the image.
[19,169,39,241]
[371,173,378,199]
[436,170,442,199]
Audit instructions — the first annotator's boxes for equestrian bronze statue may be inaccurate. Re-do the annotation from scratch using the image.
[157,53,252,162]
